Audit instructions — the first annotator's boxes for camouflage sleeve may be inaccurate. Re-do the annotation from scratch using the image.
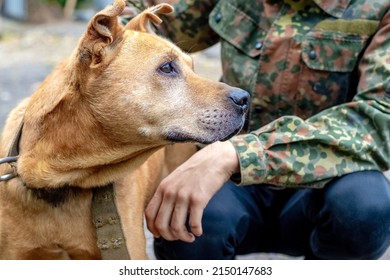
[125,0,220,52]
[230,10,390,188]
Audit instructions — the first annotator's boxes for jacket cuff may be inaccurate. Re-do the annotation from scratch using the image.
[229,134,267,186]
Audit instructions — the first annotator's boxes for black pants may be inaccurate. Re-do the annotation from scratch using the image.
[154,171,390,259]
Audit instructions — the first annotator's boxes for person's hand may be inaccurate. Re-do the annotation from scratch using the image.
[145,141,240,243]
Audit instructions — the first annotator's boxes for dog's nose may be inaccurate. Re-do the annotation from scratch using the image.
[229,89,250,113]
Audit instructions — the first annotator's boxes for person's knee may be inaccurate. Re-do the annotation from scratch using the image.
[314,171,390,259]
[324,171,390,220]
[202,195,247,235]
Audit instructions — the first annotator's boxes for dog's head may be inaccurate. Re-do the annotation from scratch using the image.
[77,0,249,145]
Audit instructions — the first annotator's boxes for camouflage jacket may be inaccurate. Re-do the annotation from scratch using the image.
[126,0,390,188]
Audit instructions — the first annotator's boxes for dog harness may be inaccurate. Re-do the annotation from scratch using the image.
[0,121,131,260]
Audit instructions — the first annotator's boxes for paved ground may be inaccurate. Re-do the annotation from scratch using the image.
[0,16,389,260]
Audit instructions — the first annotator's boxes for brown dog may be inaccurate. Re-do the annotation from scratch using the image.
[0,0,249,259]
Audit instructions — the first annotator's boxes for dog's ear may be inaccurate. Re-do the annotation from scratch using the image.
[80,0,126,67]
[124,4,174,33]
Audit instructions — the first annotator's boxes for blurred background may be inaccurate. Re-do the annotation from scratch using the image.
[0,0,389,260]
[1,0,112,22]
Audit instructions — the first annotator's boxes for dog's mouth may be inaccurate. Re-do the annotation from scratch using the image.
[165,129,241,144]
[165,115,246,144]
[165,131,201,143]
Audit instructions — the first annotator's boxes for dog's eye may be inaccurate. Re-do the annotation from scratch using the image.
[159,62,176,75]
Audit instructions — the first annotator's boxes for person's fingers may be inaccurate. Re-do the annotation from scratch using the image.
[150,186,178,241]
[145,188,164,238]
[188,197,205,237]
[170,194,195,243]
[154,208,176,240]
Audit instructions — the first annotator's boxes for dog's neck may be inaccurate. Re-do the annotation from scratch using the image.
[15,58,164,189]
[18,118,163,189]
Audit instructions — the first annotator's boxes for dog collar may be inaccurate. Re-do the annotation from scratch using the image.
[0,120,23,181]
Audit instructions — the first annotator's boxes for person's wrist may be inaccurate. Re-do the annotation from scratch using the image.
[213,141,240,176]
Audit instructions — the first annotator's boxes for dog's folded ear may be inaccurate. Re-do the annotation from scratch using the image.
[80,0,126,67]
[124,4,174,33]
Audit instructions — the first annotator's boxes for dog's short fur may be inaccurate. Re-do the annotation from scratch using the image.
[0,0,248,259]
